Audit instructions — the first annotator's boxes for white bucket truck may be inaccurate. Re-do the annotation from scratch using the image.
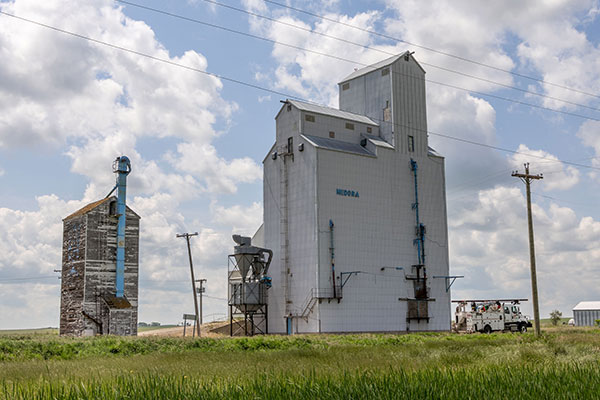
[453,299,532,334]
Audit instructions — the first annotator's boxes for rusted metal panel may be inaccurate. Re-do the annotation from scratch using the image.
[407,299,429,320]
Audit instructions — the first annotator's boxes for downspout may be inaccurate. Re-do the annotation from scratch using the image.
[410,159,425,265]
[329,219,336,298]
[113,156,131,298]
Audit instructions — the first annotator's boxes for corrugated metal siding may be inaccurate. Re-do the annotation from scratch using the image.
[265,55,449,333]
[339,66,394,145]
[391,57,428,156]
[574,309,600,326]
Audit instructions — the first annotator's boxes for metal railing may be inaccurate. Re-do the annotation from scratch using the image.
[294,287,343,319]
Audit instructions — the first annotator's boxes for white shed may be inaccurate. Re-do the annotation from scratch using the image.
[573,302,600,326]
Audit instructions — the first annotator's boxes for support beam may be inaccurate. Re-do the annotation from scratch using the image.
[432,275,464,292]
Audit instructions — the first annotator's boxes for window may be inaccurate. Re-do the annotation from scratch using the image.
[287,137,293,154]
[366,127,372,134]
[345,122,354,130]
[383,100,391,122]
[408,135,414,152]
[287,104,292,112]
[342,82,350,91]
[329,131,335,138]
[109,200,117,216]
[305,114,315,122]
[381,68,389,76]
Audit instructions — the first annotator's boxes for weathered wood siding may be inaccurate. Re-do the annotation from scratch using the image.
[59,215,87,335]
[60,197,140,336]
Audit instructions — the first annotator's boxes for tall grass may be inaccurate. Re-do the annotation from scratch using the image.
[1,330,599,399]
[2,363,598,399]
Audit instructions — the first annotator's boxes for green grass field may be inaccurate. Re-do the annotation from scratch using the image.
[1,326,598,399]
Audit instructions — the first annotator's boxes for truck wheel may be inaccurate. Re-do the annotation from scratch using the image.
[519,323,527,333]
[483,325,492,334]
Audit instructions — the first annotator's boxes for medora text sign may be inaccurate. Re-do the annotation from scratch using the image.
[336,188,359,198]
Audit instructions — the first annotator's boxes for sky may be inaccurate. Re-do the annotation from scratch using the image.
[0,0,600,329]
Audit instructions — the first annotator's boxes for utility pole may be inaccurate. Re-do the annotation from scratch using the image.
[512,163,543,337]
[177,232,201,337]
[197,279,207,326]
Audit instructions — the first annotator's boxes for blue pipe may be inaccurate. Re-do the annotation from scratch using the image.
[114,156,131,298]
[329,219,336,298]
[410,159,425,265]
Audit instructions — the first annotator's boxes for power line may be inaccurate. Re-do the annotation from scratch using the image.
[196,0,600,104]
[261,0,600,100]
[0,276,58,282]
[0,11,303,99]
[204,294,228,301]
[115,0,600,119]
[2,10,600,173]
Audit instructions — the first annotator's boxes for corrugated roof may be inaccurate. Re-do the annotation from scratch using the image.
[364,134,394,149]
[288,99,378,125]
[428,146,443,157]
[573,301,600,311]
[63,198,111,221]
[339,54,404,83]
[302,134,375,157]
[63,196,141,221]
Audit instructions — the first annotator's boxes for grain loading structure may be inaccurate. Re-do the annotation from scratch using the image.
[59,156,140,336]
[253,52,452,334]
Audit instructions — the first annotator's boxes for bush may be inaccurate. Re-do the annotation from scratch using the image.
[549,310,562,326]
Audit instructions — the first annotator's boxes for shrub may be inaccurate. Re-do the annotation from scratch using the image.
[549,310,562,326]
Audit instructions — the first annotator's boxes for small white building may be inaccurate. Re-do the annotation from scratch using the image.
[257,52,451,334]
[573,302,600,326]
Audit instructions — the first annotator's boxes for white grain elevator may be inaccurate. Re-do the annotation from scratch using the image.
[253,52,451,334]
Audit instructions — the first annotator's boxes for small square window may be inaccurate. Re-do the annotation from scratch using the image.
[408,135,415,152]
[342,82,350,91]
[329,131,335,138]
[382,68,389,76]
[366,127,372,133]
[305,114,315,122]
[345,122,354,130]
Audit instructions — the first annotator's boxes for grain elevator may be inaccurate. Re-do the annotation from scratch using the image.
[59,156,140,336]
[246,52,451,334]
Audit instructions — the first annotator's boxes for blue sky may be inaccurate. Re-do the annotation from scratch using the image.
[1,0,600,328]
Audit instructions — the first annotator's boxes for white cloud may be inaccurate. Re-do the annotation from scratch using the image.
[212,201,263,235]
[0,0,254,196]
[509,144,580,191]
[168,142,262,194]
[385,0,600,110]
[0,0,262,328]
[450,185,600,317]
